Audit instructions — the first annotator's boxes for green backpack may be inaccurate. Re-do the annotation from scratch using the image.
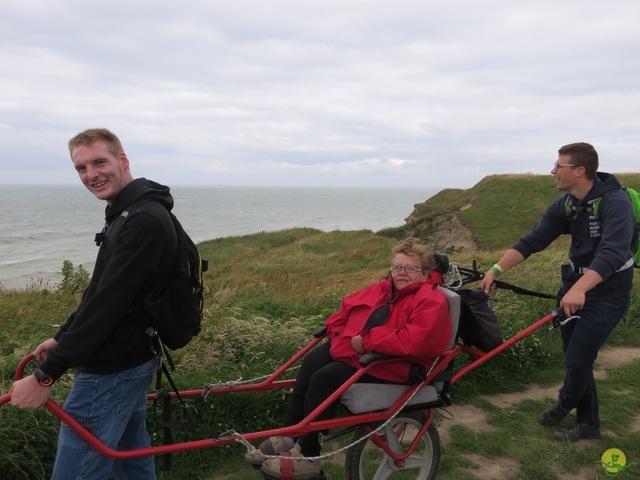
[565,186,640,267]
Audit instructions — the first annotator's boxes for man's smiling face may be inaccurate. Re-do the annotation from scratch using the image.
[71,141,132,204]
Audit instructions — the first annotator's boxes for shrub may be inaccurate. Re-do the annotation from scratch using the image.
[58,261,89,294]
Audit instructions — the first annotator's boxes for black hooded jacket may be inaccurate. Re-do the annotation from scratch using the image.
[41,178,177,381]
[512,172,636,301]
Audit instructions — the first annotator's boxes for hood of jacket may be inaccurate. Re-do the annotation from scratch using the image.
[581,172,622,203]
[104,178,173,223]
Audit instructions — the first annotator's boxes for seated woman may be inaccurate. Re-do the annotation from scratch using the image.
[247,237,452,480]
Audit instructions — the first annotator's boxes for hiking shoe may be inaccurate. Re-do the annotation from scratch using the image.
[261,443,323,480]
[553,422,601,442]
[539,402,571,426]
[244,436,294,467]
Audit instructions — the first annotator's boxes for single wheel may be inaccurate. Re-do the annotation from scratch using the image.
[344,411,440,480]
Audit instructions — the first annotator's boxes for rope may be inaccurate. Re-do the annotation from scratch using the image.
[201,366,300,399]
[236,357,441,462]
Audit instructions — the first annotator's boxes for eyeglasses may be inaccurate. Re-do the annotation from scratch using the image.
[553,163,578,170]
[390,265,423,273]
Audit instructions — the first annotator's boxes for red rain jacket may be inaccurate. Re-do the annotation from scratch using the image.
[325,271,452,384]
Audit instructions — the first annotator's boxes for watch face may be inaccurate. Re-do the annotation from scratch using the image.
[39,376,54,387]
[34,369,54,387]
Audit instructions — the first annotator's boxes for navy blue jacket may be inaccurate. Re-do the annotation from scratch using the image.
[42,178,177,381]
[512,172,636,300]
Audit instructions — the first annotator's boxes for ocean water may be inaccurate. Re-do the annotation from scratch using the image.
[0,185,436,289]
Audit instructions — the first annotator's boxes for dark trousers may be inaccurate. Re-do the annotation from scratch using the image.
[559,295,630,426]
[283,342,383,456]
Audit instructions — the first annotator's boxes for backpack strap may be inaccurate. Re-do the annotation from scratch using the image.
[564,195,602,220]
[95,198,153,248]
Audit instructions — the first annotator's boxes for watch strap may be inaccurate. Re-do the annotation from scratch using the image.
[33,368,54,387]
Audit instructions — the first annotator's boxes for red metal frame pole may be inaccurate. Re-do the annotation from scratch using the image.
[451,311,557,384]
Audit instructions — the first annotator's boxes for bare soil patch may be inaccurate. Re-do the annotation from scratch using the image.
[431,217,476,252]
[595,345,640,369]
[477,345,640,410]
[551,465,598,480]
[484,383,559,409]
[459,453,520,480]
[437,404,496,445]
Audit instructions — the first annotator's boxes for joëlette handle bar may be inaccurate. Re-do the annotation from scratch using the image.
[0,345,320,460]
[0,353,250,459]
[451,307,573,384]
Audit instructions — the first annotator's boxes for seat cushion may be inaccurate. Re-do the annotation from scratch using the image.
[340,383,439,414]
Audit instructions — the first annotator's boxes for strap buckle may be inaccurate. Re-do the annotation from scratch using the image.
[568,261,588,275]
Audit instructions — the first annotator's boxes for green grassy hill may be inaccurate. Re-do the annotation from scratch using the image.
[382,172,640,252]
[1,173,639,480]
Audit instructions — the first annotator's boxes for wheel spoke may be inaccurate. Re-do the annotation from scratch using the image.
[371,454,395,479]
[384,423,405,454]
[402,454,432,469]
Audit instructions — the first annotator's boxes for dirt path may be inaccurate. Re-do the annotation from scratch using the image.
[437,345,640,480]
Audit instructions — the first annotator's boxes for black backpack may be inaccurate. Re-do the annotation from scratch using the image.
[456,287,503,352]
[144,211,208,350]
[100,199,208,350]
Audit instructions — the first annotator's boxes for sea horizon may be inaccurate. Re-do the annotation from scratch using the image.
[0,184,438,290]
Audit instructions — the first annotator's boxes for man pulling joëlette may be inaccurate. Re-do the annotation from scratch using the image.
[11,128,177,479]
[481,142,637,443]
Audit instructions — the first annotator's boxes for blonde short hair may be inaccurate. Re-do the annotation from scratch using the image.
[389,237,435,271]
[68,128,124,159]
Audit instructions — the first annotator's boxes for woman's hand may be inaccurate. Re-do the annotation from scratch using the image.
[351,335,365,354]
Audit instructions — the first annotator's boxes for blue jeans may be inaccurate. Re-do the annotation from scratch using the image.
[558,296,630,427]
[51,358,158,480]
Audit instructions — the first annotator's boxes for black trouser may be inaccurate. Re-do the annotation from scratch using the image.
[283,342,383,456]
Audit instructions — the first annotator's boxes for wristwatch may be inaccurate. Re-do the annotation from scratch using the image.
[33,368,54,387]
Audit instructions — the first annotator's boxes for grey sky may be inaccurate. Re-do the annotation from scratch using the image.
[1,0,639,188]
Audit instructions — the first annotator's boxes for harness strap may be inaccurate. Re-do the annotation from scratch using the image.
[160,359,193,422]
[279,453,294,480]
[492,280,557,300]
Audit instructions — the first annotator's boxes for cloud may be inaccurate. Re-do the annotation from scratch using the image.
[1,0,639,188]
